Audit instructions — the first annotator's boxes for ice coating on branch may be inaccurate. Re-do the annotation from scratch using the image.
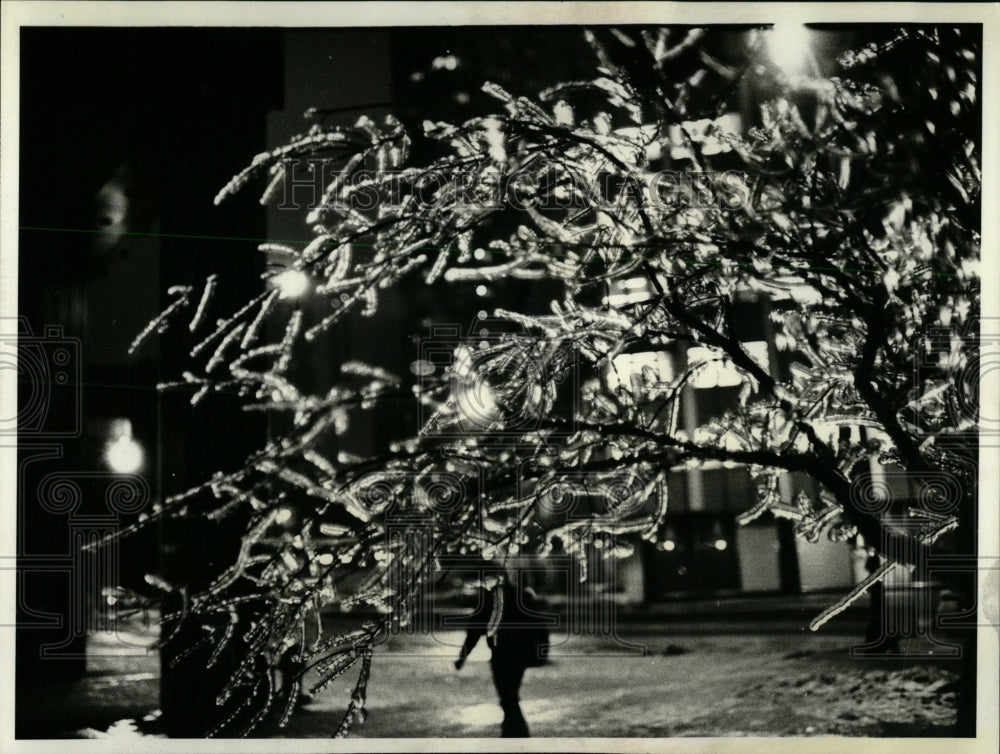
[108,26,982,734]
[128,286,192,355]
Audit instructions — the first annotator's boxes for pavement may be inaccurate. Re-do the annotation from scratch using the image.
[14,590,964,739]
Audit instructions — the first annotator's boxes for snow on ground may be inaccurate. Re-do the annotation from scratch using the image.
[275,630,960,738]
[43,612,961,739]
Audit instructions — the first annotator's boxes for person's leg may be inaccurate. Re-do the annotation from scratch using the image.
[491,661,529,737]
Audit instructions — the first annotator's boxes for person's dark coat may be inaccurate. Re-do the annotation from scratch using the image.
[454,583,550,737]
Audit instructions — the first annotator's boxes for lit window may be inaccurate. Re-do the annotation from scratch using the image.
[667,112,742,160]
[606,351,674,393]
[687,341,770,389]
[604,276,654,308]
[431,54,460,71]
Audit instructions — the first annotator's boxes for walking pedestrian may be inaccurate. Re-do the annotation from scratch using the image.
[453,577,550,737]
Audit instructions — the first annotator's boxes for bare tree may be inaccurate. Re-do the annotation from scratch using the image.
[104,26,981,736]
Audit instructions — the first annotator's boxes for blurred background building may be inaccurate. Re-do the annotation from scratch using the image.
[16,23,928,734]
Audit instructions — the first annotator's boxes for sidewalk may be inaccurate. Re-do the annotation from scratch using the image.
[17,590,958,739]
[17,622,161,740]
[582,590,872,631]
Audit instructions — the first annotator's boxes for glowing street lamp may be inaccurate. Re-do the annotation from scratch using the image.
[104,418,144,474]
[272,269,311,300]
[767,22,815,77]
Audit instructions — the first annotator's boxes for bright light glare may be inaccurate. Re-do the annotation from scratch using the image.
[273,269,310,299]
[432,54,459,71]
[687,341,770,389]
[663,540,676,552]
[451,346,501,428]
[607,351,674,393]
[604,276,654,308]
[457,377,499,425]
[767,23,812,75]
[105,436,144,473]
[714,539,728,551]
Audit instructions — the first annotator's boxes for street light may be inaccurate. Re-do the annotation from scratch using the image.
[767,22,814,76]
[104,418,144,474]
[272,269,311,300]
